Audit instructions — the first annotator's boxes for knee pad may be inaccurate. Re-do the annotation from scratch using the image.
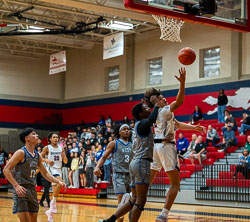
[134,203,144,211]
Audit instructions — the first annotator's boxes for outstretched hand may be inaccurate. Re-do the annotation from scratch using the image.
[194,123,206,134]
[175,67,186,83]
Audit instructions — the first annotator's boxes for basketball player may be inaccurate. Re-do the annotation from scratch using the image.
[100,96,164,222]
[41,132,68,222]
[3,128,65,222]
[94,124,133,222]
[144,68,205,222]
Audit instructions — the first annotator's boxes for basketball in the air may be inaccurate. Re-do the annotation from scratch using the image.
[178,47,196,65]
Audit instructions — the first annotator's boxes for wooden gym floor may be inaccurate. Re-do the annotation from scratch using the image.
[0,192,249,222]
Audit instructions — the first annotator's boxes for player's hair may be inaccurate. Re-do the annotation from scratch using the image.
[132,103,144,120]
[113,124,132,141]
[144,87,161,108]
[48,132,59,144]
[19,128,36,144]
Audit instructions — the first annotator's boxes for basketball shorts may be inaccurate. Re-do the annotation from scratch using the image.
[13,185,39,214]
[49,167,62,185]
[151,143,179,172]
[130,158,151,187]
[112,172,131,195]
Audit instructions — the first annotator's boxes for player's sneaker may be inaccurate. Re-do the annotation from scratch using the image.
[155,214,168,222]
[45,210,54,222]
[118,193,131,209]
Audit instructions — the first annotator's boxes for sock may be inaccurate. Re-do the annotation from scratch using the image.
[106,214,117,222]
[160,208,169,217]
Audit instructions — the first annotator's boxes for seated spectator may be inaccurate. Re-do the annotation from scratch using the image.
[239,113,250,135]
[80,127,87,140]
[189,135,207,166]
[190,106,203,124]
[222,110,237,134]
[123,115,130,124]
[233,149,250,179]
[177,133,189,155]
[183,134,197,158]
[98,115,105,126]
[105,115,112,125]
[206,125,220,147]
[90,132,97,145]
[218,125,237,153]
[245,135,250,153]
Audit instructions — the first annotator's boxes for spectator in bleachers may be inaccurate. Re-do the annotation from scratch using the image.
[71,152,79,188]
[222,110,238,134]
[59,137,65,148]
[190,106,203,124]
[80,127,87,140]
[245,135,250,153]
[217,88,228,123]
[239,113,250,135]
[183,134,197,158]
[104,127,112,140]
[218,125,237,153]
[72,142,78,153]
[68,152,74,188]
[97,132,104,146]
[85,145,96,188]
[75,126,82,140]
[95,145,104,183]
[233,149,250,179]
[62,145,70,186]
[123,115,130,124]
[105,115,112,125]
[86,127,92,140]
[90,132,97,145]
[79,151,86,188]
[0,146,8,168]
[189,135,207,166]
[177,133,189,155]
[206,125,220,147]
[98,115,105,126]
[103,150,112,183]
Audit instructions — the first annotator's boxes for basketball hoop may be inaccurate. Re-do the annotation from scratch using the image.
[152,15,184,42]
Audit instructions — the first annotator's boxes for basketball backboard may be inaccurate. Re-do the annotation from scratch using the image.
[124,0,249,32]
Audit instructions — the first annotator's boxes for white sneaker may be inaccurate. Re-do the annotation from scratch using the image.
[45,210,54,222]
[155,214,168,222]
[118,193,131,208]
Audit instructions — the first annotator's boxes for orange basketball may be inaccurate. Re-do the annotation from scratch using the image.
[178,47,196,65]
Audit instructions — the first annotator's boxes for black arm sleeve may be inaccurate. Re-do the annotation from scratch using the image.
[137,106,159,136]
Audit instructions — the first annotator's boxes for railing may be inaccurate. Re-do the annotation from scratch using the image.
[195,164,250,202]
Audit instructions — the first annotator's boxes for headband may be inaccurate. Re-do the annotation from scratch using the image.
[119,124,130,131]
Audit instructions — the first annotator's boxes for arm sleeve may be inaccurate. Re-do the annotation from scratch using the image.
[137,106,159,136]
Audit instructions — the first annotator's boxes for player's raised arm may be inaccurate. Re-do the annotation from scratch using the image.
[175,119,206,134]
[94,141,115,177]
[3,150,27,197]
[170,67,186,112]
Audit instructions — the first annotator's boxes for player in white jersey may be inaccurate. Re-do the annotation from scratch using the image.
[41,132,68,222]
[144,68,205,222]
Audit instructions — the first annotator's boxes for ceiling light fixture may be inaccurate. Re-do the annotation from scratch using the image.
[106,20,134,30]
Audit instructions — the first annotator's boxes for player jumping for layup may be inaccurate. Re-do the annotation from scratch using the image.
[41,132,68,222]
[3,128,65,222]
[144,68,205,222]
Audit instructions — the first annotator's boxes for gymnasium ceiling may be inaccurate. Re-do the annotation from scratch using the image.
[0,0,158,59]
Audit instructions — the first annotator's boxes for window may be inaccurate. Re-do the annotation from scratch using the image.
[148,57,163,85]
[200,47,220,78]
[106,66,119,91]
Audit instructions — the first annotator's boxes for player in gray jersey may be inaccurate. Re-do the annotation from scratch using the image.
[144,68,205,222]
[95,124,132,222]
[3,128,65,222]
[100,96,165,222]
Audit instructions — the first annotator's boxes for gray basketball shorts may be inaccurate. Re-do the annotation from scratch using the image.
[112,172,131,195]
[13,185,39,214]
[130,158,151,187]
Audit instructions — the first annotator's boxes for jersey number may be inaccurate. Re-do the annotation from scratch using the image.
[125,155,130,163]
[54,155,60,161]
[30,169,36,178]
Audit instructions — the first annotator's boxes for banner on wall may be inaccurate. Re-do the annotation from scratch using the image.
[49,50,66,75]
[103,32,124,60]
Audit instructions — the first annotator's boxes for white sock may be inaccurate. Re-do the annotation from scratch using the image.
[160,208,169,217]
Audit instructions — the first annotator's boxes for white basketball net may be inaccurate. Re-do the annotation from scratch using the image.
[152,15,185,42]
